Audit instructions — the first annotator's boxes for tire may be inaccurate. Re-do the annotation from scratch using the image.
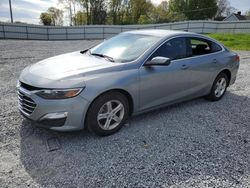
[86,91,129,136]
[205,72,229,101]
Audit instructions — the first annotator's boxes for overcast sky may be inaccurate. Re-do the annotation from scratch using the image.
[0,0,250,25]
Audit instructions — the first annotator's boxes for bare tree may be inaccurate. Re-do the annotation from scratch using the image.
[90,0,107,24]
[59,0,78,26]
[247,10,250,16]
[216,0,237,17]
[47,7,63,25]
[109,0,123,24]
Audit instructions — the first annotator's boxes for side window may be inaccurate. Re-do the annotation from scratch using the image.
[190,38,211,56]
[150,37,187,60]
[211,42,222,53]
[188,37,222,56]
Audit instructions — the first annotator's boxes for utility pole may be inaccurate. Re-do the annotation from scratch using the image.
[9,0,13,23]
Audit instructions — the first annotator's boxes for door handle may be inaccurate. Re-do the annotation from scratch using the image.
[181,64,189,70]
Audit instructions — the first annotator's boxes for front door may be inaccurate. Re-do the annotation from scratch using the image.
[139,37,193,111]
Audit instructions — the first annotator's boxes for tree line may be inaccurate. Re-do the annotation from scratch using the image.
[40,0,238,26]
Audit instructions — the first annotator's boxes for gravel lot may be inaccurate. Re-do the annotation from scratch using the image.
[0,40,250,188]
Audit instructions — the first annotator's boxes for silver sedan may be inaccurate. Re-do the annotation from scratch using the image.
[17,30,240,136]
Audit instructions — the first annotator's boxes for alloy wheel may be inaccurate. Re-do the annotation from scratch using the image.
[214,77,227,98]
[97,100,125,130]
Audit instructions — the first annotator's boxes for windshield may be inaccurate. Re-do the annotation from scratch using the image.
[90,33,161,63]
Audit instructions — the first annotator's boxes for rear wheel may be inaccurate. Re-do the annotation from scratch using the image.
[205,72,229,101]
[86,91,129,136]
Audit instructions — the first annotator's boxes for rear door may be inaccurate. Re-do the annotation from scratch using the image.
[184,37,223,95]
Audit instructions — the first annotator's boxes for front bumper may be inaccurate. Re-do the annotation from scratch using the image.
[17,87,90,131]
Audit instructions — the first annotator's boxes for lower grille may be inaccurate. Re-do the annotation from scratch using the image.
[18,90,36,115]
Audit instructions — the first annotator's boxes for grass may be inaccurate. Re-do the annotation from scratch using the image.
[207,33,250,51]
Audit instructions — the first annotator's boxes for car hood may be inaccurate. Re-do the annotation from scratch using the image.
[19,51,119,88]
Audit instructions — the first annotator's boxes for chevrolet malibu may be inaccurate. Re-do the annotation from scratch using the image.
[17,30,240,136]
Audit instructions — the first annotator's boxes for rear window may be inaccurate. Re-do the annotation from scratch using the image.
[211,41,222,52]
[187,37,222,56]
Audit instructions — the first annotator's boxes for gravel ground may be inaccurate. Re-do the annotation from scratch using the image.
[0,40,250,188]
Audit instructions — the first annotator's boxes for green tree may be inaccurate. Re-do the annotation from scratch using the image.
[129,0,154,24]
[152,1,170,23]
[138,15,151,24]
[73,11,87,25]
[168,0,187,19]
[109,0,123,24]
[90,0,107,24]
[169,0,218,20]
[51,0,223,25]
[77,0,107,24]
[40,12,52,25]
[169,0,185,12]
[186,0,218,20]
[77,0,91,24]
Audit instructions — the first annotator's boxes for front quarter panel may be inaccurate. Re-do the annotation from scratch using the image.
[80,65,140,113]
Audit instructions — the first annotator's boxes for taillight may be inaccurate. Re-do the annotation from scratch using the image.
[236,55,240,62]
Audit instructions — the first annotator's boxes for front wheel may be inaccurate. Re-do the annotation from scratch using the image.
[86,91,129,136]
[205,72,229,101]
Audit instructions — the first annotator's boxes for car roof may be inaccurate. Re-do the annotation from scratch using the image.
[122,29,221,45]
[123,29,191,38]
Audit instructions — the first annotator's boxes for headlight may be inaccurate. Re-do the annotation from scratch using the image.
[35,88,83,99]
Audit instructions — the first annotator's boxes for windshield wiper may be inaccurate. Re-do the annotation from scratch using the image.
[80,49,89,54]
[90,53,115,62]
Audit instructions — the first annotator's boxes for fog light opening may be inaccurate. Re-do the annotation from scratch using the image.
[40,112,68,120]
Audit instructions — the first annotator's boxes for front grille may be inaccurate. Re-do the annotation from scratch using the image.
[18,90,36,115]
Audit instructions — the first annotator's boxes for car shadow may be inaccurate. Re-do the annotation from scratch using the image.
[19,91,250,187]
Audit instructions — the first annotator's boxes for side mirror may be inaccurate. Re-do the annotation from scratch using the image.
[145,56,171,66]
